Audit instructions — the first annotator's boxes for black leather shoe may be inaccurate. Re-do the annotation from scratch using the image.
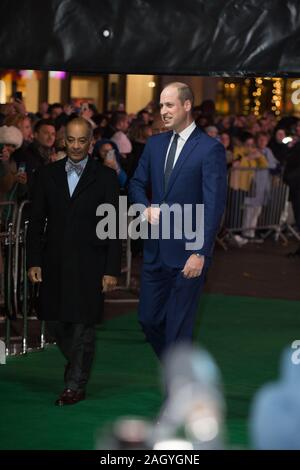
[55,389,86,406]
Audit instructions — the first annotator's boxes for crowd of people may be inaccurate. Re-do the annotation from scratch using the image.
[0,97,300,253]
[0,86,299,442]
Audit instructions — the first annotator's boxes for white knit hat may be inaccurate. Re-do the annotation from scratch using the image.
[0,125,23,149]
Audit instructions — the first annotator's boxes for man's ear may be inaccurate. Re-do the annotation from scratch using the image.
[184,100,192,112]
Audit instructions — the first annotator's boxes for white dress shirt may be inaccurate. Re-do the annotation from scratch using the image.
[164,121,196,170]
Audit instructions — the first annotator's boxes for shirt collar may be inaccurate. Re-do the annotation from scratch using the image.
[67,155,89,168]
[174,121,196,142]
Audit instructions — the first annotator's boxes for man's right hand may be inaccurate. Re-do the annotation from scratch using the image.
[143,207,160,225]
[28,267,42,283]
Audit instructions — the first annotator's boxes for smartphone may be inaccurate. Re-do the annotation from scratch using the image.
[18,162,26,173]
[14,91,23,101]
[105,149,115,161]
[81,102,89,112]
[282,136,293,145]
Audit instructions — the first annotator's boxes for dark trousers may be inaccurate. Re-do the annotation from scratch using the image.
[138,255,207,359]
[47,321,96,392]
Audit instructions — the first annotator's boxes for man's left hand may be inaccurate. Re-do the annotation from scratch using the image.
[182,254,205,279]
[102,275,118,292]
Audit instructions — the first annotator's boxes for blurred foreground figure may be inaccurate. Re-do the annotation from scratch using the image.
[96,344,226,451]
[250,347,300,450]
[152,343,226,450]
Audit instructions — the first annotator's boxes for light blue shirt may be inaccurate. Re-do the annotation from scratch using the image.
[66,156,88,196]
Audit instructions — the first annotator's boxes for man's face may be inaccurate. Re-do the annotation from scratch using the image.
[257,135,268,149]
[2,144,17,158]
[276,129,286,142]
[160,86,191,132]
[65,122,91,162]
[35,125,56,148]
[141,112,150,124]
[21,117,32,141]
[206,127,218,139]
[220,133,230,148]
[50,106,63,120]
[244,138,255,150]
[222,117,231,129]
[119,117,129,132]
[295,122,300,137]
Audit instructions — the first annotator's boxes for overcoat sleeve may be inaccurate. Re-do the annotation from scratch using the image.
[26,168,47,269]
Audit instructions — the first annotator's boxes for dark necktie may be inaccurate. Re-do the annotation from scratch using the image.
[164,133,179,191]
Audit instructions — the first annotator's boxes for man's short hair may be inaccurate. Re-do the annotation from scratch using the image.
[256,131,269,139]
[34,119,56,133]
[65,116,93,139]
[49,102,63,111]
[165,82,194,107]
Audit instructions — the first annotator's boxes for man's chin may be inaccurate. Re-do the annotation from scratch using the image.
[69,155,84,161]
[163,121,173,129]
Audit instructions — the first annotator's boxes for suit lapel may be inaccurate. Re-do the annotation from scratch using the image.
[51,156,96,202]
[164,127,202,198]
[51,157,71,201]
[156,131,173,199]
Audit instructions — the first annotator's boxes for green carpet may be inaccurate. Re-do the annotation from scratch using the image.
[0,293,299,450]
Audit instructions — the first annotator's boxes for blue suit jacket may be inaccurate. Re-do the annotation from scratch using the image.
[129,126,227,268]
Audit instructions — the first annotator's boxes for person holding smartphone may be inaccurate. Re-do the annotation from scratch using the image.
[93,139,128,189]
[0,125,27,227]
[80,102,96,129]
[11,118,56,198]
[0,126,26,192]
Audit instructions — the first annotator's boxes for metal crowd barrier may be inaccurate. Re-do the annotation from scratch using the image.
[0,201,18,357]
[105,214,137,304]
[220,167,299,245]
[0,198,136,357]
[0,200,45,358]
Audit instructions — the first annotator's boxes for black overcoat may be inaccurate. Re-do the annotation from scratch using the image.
[27,157,121,323]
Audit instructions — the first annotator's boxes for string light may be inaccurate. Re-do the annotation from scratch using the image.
[222,76,286,116]
[49,71,67,79]
[241,79,251,115]
[0,80,6,104]
[19,70,35,79]
[252,78,262,116]
[271,78,282,116]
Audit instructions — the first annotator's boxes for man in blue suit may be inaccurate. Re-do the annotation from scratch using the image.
[129,82,227,359]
